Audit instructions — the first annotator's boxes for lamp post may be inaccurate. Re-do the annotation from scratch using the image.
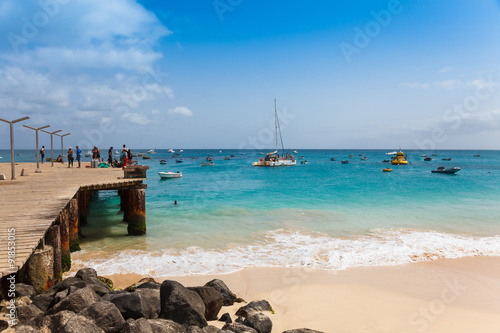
[55,133,70,164]
[41,129,61,167]
[23,124,50,173]
[0,116,30,180]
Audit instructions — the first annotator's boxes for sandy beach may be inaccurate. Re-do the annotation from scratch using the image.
[105,256,500,333]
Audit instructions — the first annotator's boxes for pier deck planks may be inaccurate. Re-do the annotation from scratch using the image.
[0,162,145,277]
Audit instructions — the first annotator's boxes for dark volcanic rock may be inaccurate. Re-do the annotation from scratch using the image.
[75,268,98,282]
[89,283,111,297]
[136,288,161,318]
[0,319,8,331]
[56,277,87,292]
[45,310,105,333]
[204,279,237,306]
[48,286,100,314]
[148,318,187,332]
[219,312,232,323]
[136,281,161,290]
[103,291,156,320]
[187,286,223,321]
[202,326,221,333]
[126,277,157,292]
[121,318,153,333]
[14,283,36,298]
[282,329,325,333]
[235,300,273,317]
[81,301,126,333]
[159,280,207,328]
[31,292,54,313]
[16,303,43,326]
[222,322,258,333]
[243,313,272,333]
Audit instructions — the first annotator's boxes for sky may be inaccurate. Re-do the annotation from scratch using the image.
[0,0,500,150]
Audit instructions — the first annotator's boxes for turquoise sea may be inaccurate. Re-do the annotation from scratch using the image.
[3,149,500,276]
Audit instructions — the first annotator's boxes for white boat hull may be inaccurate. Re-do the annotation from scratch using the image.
[252,159,296,167]
[158,172,182,179]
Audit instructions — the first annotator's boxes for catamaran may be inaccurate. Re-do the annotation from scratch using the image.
[253,99,296,167]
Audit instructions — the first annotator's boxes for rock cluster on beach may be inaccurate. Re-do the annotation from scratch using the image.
[0,268,324,333]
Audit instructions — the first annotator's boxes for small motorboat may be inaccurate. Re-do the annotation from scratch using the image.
[420,154,427,157]
[382,159,390,163]
[341,160,349,164]
[190,156,199,159]
[224,157,231,160]
[383,168,392,172]
[474,154,480,157]
[301,160,308,165]
[441,158,451,161]
[179,150,184,152]
[173,153,181,156]
[206,157,213,162]
[147,149,156,154]
[293,150,298,153]
[259,152,264,155]
[230,154,235,157]
[361,157,367,160]
[85,151,92,157]
[158,171,182,179]
[175,159,183,163]
[424,157,432,161]
[431,154,437,156]
[168,148,175,153]
[330,157,336,161]
[200,161,214,166]
[431,166,461,174]
[160,159,167,164]
[142,156,151,159]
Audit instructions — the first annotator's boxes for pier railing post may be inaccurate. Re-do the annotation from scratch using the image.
[126,189,146,236]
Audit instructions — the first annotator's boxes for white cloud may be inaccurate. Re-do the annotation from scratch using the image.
[168,107,193,118]
[120,112,152,125]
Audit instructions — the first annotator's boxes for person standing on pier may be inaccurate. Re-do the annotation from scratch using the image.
[108,147,113,165]
[67,147,74,168]
[40,146,45,164]
[121,144,128,170]
[76,146,81,168]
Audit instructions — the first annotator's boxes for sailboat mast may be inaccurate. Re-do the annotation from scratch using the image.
[274,99,278,152]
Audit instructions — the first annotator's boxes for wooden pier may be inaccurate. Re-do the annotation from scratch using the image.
[0,162,148,293]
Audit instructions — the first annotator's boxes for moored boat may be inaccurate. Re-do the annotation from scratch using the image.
[441,158,451,161]
[391,149,408,165]
[341,160,349,164]
[175,159,183,163]
[160,159,167,164]
[252,99,296,167]
[383,168,392,172]
[200,161,214,166]
[158,171,182,179]
[431,166,460,174]
[424,157,432,161]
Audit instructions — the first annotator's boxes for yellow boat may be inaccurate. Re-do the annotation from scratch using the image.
[383,168,392,172]
[391,149,408,165]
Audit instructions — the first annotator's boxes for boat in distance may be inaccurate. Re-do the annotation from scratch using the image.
[200,161,214,166]
[158,171,182,179]
[431,167,461,174]
[253,99,296,167]
[391,149,408,165]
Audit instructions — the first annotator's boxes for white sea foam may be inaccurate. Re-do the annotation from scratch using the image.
[71,229,500,277]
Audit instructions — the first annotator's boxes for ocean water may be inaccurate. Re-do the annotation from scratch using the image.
[3,149,500,276]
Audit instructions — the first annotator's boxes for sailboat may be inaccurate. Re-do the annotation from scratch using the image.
[253,99,296,167]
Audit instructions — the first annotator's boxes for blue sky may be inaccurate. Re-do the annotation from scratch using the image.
[0,0,499,150]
